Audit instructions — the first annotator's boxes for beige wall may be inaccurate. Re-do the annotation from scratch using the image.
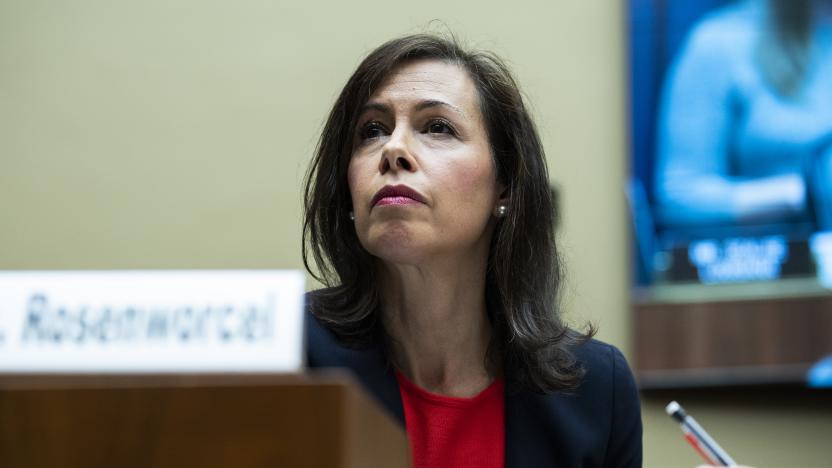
[1,1,828,466]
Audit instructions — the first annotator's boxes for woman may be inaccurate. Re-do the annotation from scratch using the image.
[654,0,832,229]
[302,34,642,468]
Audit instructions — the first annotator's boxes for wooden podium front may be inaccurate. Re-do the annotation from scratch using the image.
[0,371,410,468]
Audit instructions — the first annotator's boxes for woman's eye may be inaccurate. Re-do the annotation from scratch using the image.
[360,122,386,140]
[426,120,455,135]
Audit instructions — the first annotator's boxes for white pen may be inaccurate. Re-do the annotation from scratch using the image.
[666,401,737,466]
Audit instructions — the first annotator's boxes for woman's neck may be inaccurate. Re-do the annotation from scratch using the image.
[379,254,494,398]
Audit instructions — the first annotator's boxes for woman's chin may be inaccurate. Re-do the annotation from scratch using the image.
[363,228,434,266]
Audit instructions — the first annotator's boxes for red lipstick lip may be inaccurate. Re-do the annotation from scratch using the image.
[371,184,427,207]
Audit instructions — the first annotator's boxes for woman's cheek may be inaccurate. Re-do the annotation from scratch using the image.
[454,157,496,203]
[346,162,365,210]
[436,167,495,230]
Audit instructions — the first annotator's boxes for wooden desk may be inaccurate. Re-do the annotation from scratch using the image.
[0,372,410,468]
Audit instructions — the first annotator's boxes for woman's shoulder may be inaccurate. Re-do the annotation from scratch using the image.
[303,290,406,422]
[526,336,641,430]
[572,338,632,380]
[303,289,385,368]
[506,337,642,465]
[565,337,639,406]
[576,338,642,459]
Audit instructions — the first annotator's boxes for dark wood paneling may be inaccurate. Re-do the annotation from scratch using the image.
[634,296,832,388]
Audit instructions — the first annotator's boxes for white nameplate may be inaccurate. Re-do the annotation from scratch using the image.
[0,270,305,373]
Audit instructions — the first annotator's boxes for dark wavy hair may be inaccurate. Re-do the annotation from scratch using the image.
[303,33,592,393]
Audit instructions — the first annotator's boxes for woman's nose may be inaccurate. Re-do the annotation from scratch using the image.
[379,129,418,175]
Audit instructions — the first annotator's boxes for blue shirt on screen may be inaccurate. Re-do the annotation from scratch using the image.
[654,0,832,228]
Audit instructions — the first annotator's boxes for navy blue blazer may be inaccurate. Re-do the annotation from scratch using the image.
[305,311,643,468]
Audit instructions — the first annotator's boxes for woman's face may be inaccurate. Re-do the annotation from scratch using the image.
[348,59,501,266]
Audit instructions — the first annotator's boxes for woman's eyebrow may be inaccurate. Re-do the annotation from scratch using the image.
[357,99,466,119]
[358,102,391,117]
[414,99,466,117]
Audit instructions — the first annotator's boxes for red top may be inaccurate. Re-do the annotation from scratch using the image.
[396,371,505,468]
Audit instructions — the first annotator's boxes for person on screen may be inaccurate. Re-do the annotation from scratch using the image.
[301,34,642,467]
[654,0,832,229]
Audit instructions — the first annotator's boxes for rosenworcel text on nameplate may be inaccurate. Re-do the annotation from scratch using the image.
[0,270,305,373]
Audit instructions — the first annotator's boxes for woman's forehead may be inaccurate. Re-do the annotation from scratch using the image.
[367,60,479,115]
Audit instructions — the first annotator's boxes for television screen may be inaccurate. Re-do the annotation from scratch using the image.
[628,0,832,289]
